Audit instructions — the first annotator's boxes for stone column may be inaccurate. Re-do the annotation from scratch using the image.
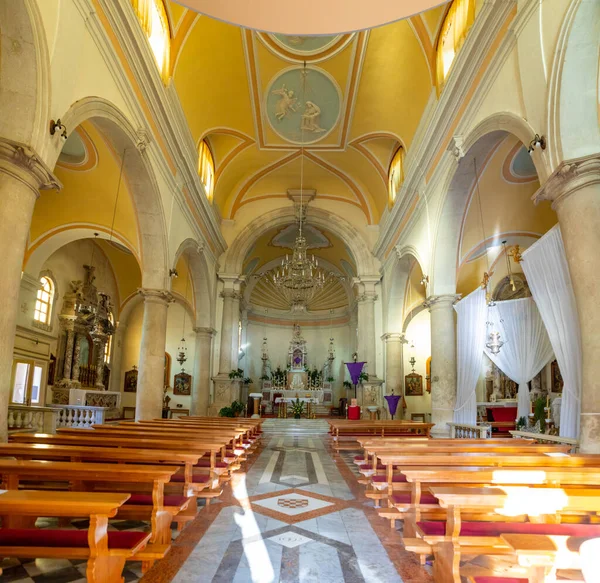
[109,323,127,394]
[191,327,215,416]
[355,282,379,378]
[533,154,600,452]
[426,295,459,437]
[59,320,76,385]
[218,289,241,375]
[94,338,106,390]
[70,332,82,385]
[135,289,173,421]
[0,140,60,441]
[382,333,406,395]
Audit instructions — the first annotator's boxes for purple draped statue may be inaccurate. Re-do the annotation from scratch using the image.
[345,361,366,399]
[384,394,401,420]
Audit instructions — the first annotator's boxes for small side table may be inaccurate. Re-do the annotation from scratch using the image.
[367,406,378,420]
[249,393,263,418]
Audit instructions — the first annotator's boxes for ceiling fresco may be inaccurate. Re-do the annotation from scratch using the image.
[168,1,445,223]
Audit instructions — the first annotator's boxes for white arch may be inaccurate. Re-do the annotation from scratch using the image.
[548,0,600,165]
[46,97,169,290]
[222,207,379,278]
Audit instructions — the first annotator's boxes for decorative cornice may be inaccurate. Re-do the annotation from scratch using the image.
[532,153,600,209]
[138,288,174,304]
[220,290,242,301]
[424,294,461,310]
[0,138,62,195]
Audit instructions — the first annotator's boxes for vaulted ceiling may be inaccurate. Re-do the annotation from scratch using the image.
[166,2,448,225]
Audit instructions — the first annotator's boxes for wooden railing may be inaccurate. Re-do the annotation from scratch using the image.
[448,422,491,439]
[52,405,107,429]
[8,405,59,433]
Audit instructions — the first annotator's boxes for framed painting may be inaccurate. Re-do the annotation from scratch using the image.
[551,360,564,393]
[405,372,423,396]
[173,372,192,396]
[124,368,138,393]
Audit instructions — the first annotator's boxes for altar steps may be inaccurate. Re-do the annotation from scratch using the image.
[261,419,330,435]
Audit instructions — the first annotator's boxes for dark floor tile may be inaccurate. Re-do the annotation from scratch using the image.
[110,520,148,531]
[0,564,32,582]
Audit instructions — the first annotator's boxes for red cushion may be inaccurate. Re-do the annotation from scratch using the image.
[194,460,228,468]
[353,455,365,462]
[128,494,190,507]
[0,529,148,549]
[491,407,517,423]
[417,521,600,538]
[474,578,528,583]
[391,492,438,505]
[170,473,210,483]
[372,474,407,483]
[359,463,387,471]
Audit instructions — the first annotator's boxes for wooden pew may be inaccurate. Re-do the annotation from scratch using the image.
[427,485,600,583]
[0,490,151,583]
[328,420,434,450]
[0,459,184,547]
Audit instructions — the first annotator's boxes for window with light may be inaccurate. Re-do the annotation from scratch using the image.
[198,140,215,201]
[34,277,54,325]
[436,0,475,88]
[388,147,405,207]
[132,0,171,82]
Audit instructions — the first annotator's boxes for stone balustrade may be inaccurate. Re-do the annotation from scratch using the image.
[510,430,579,453]
[52,405,108,429]
[8,405,59,433]
[447,422,491,439]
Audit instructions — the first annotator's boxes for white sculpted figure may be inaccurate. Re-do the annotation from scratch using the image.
[301,101,326,133]
[271,84,297,121]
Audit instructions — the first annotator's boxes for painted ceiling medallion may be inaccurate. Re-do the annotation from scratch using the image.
[271,225,331,250]
[266,67,341,144]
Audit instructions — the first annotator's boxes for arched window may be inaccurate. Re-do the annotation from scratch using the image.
[132,0,171,82]
[388,147,405,207]
[34,277,54,325]
[198,140,215,201]
[436,0,475,88]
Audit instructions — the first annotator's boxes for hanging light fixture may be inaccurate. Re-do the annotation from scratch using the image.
[176,271,189,368]
[327,308,336,362]
[260,63,343,311]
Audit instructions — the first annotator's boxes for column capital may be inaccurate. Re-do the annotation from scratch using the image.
[533,153,600,209]
[58,315,77,331]
[357,292,378,304]
[194,326,217,338]
[138,288,174,304]
[220,289,242,301]
[381,332,407,343]
[424,294,461,311]
[0,138,61,195]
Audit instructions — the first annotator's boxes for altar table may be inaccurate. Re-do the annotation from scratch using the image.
[275,397,318,419]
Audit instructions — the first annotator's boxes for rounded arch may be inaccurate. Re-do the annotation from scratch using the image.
[548,0,600,165]
[222,207,379,278]
[431,115,544,296]
[386,246,425,334]
[172,238,215,328]
[0,0,50,152]
[49,97,169,290]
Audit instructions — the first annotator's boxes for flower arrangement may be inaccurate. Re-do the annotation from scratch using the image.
[259,374,270,381]
[290,398,305,419]
[308,367,322,389]
[229,368,244,379]
[272,366,287,387]
[358,371,369,383]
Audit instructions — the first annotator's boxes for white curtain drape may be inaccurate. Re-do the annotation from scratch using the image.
[521,225,582,438]
[484,298,554,421]
[454,287,487,425]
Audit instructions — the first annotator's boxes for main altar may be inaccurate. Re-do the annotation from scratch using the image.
[261,324,333,411]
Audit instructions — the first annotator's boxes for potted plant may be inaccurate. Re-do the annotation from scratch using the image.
[343,381,352,390]
[259,374,270,381]
[219,406,234,417]
[326,376,335,383]
[229,368,244,380]
[244,377,253,385]
[358,371,369,384]
[231,400,245,417]
[290,398,304,419]
[516,416,527,430]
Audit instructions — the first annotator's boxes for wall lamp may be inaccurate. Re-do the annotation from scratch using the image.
[169,269,179,278]
[50,119,68,139]
[527,134,546,153]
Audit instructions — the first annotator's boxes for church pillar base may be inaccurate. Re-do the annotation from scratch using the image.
[357,378,384,418]
[208,375,242,416]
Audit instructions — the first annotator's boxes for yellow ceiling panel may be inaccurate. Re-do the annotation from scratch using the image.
[351,19,432,148]
[166,1,187,32]
[173,18,254,142]
[32,121,139,253]
[421,4,449,42]
[95,239,142,309]
[207,132,249,170]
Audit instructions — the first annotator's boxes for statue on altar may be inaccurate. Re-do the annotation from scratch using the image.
[287,324,308,389]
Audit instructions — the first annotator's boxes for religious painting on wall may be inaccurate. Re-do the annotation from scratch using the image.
[173,372,192,396]
[405,372,423,396]
[124,367,138,393]
[551,360,564,393]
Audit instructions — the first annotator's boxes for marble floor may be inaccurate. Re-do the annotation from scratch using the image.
[141,419,432,583]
